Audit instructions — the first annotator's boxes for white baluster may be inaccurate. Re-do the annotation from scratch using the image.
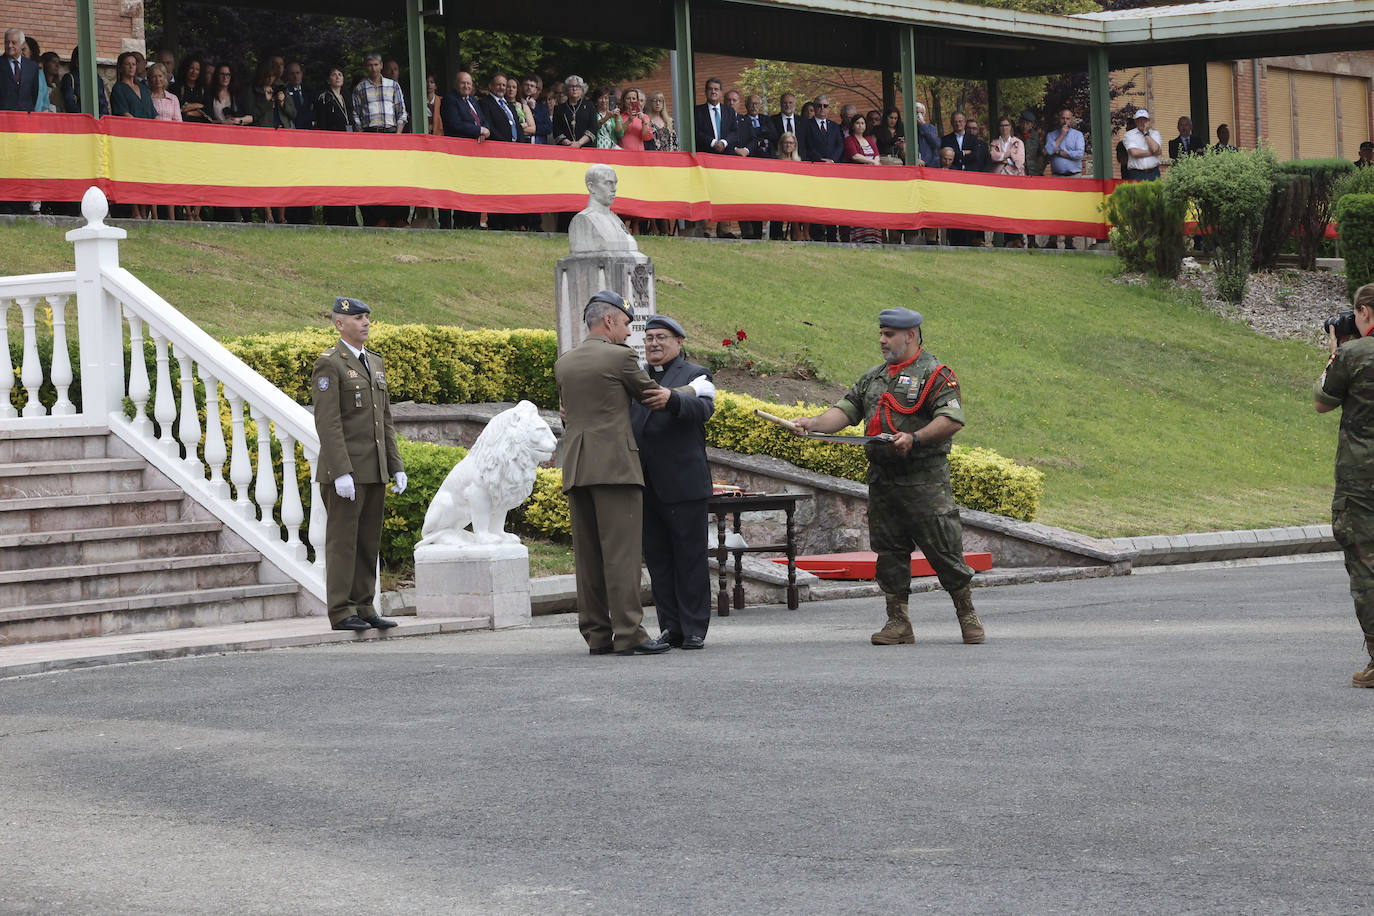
[173,343,203,472]
[150,329,177,457]
[200,368,229,499]
[225,387,254,519]
[250,404,278,533]
[0,298,14,419]
[124,307,151,436]
[47,295,75,415]
[305,446,326,569]
[17,297,44,417]
[278,433,306,560]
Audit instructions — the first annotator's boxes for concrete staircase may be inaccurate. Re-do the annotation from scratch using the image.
[0,426,317,647]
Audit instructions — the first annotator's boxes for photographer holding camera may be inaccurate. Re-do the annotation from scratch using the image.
[1314,283,1374,687]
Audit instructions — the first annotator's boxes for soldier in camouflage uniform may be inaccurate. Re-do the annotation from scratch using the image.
[1314,283,1374,687]
[796,308,984,646]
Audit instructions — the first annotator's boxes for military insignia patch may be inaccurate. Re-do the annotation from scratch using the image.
[347,369,359,378]
[317,377,329,391]
[949,398,960,409]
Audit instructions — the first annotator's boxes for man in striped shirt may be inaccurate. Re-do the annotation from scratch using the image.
[353,52,409,227]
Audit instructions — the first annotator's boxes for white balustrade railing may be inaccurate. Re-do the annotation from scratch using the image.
[0,187,325,600]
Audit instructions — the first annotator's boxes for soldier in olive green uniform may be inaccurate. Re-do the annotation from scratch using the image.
[312,297,407,632]
[1313,283,1374,687]
[796,308,984,646]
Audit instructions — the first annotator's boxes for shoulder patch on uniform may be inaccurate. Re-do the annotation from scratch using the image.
[317,377,329,391]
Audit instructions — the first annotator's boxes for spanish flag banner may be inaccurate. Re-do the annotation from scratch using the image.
[0,113,1115,236]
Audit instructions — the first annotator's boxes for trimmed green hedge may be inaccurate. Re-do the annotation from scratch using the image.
[226,325,558,409]
[1104,179,1186,279]
[1335,193,1374,300]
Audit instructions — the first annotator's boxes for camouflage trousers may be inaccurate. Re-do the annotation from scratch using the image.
[868,468,973,597]
[1331,489,1374,639]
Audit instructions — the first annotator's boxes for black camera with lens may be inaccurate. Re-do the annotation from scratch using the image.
[1325,310,1359,340]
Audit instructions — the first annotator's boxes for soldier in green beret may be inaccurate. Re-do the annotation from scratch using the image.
[1314,283,1374,687]
[796,307,985,646]
[311,296,407,632]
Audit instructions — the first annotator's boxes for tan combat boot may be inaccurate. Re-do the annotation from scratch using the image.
[871,595,915,645]
[950,585,985,644]
[1353,636,1374,688]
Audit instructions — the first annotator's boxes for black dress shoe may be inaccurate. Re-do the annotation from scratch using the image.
[660,631,684,648]
[588,645,615,655]
[680,635,705,650]
[615,637,671,655]
[331,616,371,631]
[361,615,398,629]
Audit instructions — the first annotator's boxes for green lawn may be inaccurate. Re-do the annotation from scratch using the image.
[0,219,1339,537]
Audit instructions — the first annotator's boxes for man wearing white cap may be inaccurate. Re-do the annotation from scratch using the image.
[1123,109,1163,181]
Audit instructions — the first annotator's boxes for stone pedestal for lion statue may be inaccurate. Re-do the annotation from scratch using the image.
[413,400,557,629]
[555,163,657,360]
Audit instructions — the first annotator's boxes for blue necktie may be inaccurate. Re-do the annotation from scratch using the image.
[712,106,720,139]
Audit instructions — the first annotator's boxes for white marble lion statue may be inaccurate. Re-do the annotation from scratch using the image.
[417,400,558,547]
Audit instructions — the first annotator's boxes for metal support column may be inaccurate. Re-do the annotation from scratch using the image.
[1188,50,1210,150]
[900,25,918,163]
[673,0,695,153]
[1088,47,1111,180]
[405,0,428,132]
[77,0,98,117]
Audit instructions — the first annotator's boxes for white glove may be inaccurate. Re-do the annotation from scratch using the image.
[393,472,407,494]
[334,473,356,501]
[689,376,716,399]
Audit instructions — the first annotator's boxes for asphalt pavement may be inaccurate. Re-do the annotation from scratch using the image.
[2,556,1370,916]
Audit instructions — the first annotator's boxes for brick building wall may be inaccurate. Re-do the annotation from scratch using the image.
[1,0,142,65]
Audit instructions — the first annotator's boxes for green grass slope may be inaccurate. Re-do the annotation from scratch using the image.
[0,220,1338,537]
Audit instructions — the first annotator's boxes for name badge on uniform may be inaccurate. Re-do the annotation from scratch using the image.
[355,391,363,408]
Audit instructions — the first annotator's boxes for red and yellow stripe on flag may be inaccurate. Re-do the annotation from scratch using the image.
[0,112,1115,237]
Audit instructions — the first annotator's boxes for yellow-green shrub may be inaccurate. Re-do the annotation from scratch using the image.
[225,326,559,408]
[705,392,1043,521]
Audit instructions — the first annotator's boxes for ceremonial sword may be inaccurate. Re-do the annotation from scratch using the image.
[752,409,894,445]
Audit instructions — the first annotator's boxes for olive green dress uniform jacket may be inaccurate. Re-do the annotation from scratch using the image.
[556,335,661,490]
[311,343,403,485]
[1316,333,1374,639]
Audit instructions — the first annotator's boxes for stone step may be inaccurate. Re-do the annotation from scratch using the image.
[0,425,110,463]
[0,489,185,534]
[0,457,149,498]
[0,613,492,678]
[0,552,263,607]
[0,582,306,645]
[0,521,225,571]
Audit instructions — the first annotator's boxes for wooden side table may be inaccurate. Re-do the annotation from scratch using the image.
[706,493,812,616]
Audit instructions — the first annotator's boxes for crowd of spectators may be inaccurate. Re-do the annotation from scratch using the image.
[12,31,1349,245]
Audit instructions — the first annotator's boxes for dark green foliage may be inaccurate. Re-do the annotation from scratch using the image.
[1279,158,1353,270]
[1335,193,1374,300]
[1251,171,1306,271]
[1166,147,1276,304]
[1104,180,1186,279]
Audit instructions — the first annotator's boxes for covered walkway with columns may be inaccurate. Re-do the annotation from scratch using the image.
[63,0,1374,179]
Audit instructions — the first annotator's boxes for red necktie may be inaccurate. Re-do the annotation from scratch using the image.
[468,99,481,125]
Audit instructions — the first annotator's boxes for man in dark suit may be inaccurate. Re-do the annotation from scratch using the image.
[770,92,801,155]
[1168,116,1201,161]
[940,111,978,245]
[737,94,778,239]
[800,95,844,242]
[1,29,41,112]
[480,72,520,143]
[693,77,746,236]
[440,72,488,229]
[311,297,406,633]
[555,291,675,656]
[631,316,716,650]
